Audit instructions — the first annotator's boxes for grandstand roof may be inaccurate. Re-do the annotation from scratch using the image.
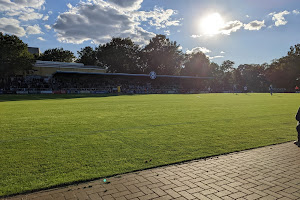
[35,60,106,70]
[53,71,213,79]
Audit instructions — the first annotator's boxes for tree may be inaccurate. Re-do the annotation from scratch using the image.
[96,37,143,73]
[76,46,97,66]
[209,62,223,92]
[39,48,75,62]
[220,60,234,72]
[142,34,184,75]
[212,60,235,91]
[0,32,34,79]
[181,52,211,77]
[236,64,268,92]
[265,44,300,91]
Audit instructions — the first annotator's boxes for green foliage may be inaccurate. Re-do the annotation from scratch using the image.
[236,64,268,92]
[0,32,34,78]
[220,60,234,72]
[0,93,297,196]
[76,46,98,66]
[96,38,143,73]
[181,52,211,77]
[39,48,75,63]
[210,60,235,91]
[265,44,300,90]
[143,34,184,75]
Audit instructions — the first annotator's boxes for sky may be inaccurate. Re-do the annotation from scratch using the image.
[0,0,300,67]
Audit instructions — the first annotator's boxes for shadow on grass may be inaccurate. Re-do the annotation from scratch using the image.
[0,94,122,102]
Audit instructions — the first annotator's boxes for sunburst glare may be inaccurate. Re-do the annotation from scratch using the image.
[200,13,224,36]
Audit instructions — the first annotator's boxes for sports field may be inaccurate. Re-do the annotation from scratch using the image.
[0,93,298,196]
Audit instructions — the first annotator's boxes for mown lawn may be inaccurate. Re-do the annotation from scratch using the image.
[0,93,298,196]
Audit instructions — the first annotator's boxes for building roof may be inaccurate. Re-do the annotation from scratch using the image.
[53,71,213,79]
[34,60,105,70]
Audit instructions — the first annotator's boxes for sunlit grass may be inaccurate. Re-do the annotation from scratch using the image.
[0,93,298,196]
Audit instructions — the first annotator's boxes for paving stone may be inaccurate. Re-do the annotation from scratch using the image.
[215,189,232,197]
[138,186,153,195]
[243,193,262,200]
[146,182,164,189]
[173,186,190,192]
[206,194,223,200]
[88,193,102,200]
[138,193,159,200]
[259,195,278,200]
[192,193,211,200]
[111,190,131,198]
[124,191,144,199]
[164,189,181,198]
[178,191,195,200]
[151,187,167,196]
[201,188,218,195]
[229,191,247,199]
[152,195,173,200]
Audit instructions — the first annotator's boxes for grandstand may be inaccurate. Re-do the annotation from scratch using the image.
[51,71,212,94]
[0,60,213,94]
[33,60,106,77]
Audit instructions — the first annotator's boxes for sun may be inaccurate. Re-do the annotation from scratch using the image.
[200,13,224,36]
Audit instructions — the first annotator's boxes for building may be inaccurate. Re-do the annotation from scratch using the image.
[32,60,106,77]
[27,47,40,55]
[26,46,106,77]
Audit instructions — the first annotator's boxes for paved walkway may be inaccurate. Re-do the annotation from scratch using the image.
[5,142,300,200]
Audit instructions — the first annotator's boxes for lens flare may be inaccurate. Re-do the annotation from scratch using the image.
[201,13,224,36]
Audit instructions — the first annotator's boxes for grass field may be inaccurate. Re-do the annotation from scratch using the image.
[0,93,298,196]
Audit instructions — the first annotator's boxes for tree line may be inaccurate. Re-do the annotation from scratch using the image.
[1,32,300,92]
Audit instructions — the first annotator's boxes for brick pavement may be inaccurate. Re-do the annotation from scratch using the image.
[4,142,300,200]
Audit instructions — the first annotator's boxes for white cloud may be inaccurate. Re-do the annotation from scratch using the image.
[6,11,22,16]
[44,24,51,30]
[209,55,224,60]
[0,17,26,37]
[53,1,181,45]
[244,20,265,30]
[18,12,43,21]
[37,36,45,41]
[42,15,49,21]
[0,0,15,12]
[26,24,43,35]
[48,11,53,15]
[293,10,300,15]
[132,7,181,29]
[269,10,290,26]
[246,15,250,18]
[220,51,225,54]
[191,34,202,38]
[107,0,143,11]
[0,0,45,12]
[0,0,46,37]
[0,0,46,38]
[164,30,170,35]
[186,47,211,54]
[67,3,73,9]
[14,0,45,10]
[178,46,182,50]
[220,20,243,35]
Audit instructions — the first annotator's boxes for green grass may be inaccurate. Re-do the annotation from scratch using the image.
[0,93,298,196]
